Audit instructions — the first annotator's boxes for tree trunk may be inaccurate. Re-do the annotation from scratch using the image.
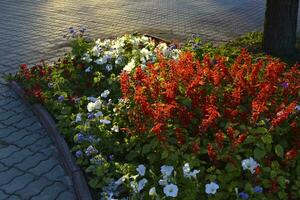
[263,0,299,57]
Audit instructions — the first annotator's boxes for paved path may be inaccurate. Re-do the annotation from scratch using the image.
[0,0,299,199]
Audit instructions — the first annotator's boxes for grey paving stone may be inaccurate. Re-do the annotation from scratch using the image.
[0,126,19,139]
[0,148,32,167]
[14,176,54,199]
[28,157,60,177]
[1,173,35,194]
[0,145,20,160]
[0,190,10,200]
[0,167,23,186]
[31,182,74,200]
[56,190,77,200]
[13,152,49,171]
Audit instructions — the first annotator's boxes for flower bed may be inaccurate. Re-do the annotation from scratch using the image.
[8,29,300,200]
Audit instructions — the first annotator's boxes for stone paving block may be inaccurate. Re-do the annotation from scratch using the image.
[0,148,32,167]
[12,116,37,129]
[1,173,35,194]
[0,145,20,160]
[13,152,48,171]
[56,190,77,200]
[6,195,22,200]
[14,176,54,199]
[0,126,18,139]
[0,190,10,200]
[0,162,9,172]
[28,157,61,177]
[31,182,74,200]
[22,136,52,153]
[8,132,43,149]
[0,167,23,186]
[0,129,33,145]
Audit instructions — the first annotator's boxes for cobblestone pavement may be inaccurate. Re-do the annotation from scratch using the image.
[0,0,299,199]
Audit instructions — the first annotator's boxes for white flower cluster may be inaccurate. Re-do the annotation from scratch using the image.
[81,35,180,73]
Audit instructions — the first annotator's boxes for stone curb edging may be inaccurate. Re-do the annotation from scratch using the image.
[9,81,93,200]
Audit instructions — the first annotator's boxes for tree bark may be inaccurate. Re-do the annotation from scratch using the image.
[263,0,299,57]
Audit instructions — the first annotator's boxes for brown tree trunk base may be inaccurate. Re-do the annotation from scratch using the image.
[263,0,299,58]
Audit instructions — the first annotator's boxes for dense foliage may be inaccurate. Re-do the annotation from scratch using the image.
[9,30,300,200]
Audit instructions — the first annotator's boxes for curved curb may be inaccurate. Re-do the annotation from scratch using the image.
[9,81,92,200]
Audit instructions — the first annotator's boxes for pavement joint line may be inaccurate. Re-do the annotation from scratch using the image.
[28,179,64,200]
[0,149,52,173]
[0,157,71,191]
[54,187,72,200]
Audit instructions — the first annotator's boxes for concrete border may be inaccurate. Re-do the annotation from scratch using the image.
[9,81,93,200]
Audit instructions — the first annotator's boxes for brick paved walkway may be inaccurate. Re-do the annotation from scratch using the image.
[0,0,299,199]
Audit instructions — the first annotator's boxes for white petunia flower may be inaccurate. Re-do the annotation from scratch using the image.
[106,64,113,72]
[241,157,260,174]
[163,183,178,197]
[188,169,200,178]
[87,102,95,112]
[87,96,98,102]
[95,57,108,65]
[123,58,135,72]
[161,165,174,177]
[102,39,111,48]
[115,57,123,65]
[94,100,102,110]
[136,164,146,176]
[138,178,148,192]
[94,111,103,118]
[85,66,92,73]
[141,36,149,44]
[100,119,111,125]
[205,182,219,195]
[158,179,168,186]
[182,163,200,178]
[140,48,150,59]
[75,113,82,123]
[114,176,125,186]
[92,46,101,57]
[82,53,92,63]
[182,163,191,175]
[101,90,110,98]
[130,181,138,193]
[111,125,119,132]
[149,187,157,196]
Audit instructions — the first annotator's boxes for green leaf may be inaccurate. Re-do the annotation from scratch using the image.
[254,148,266,160]
[262,135,272,144]
[125,151,138,161]
[142,144,151,154]
[88,178,101,189]
[161,150,169,159]
[275,145,284,158]
[278,176,286,188]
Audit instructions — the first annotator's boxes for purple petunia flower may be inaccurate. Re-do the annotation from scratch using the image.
[253,186,263,193]
[107,154,114,162]
[75,150,83,158]
[85,145,98,156]
[77,133,84,143]
[239,192,249,199]
[88,113,95,119]
[58,95,64,102]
